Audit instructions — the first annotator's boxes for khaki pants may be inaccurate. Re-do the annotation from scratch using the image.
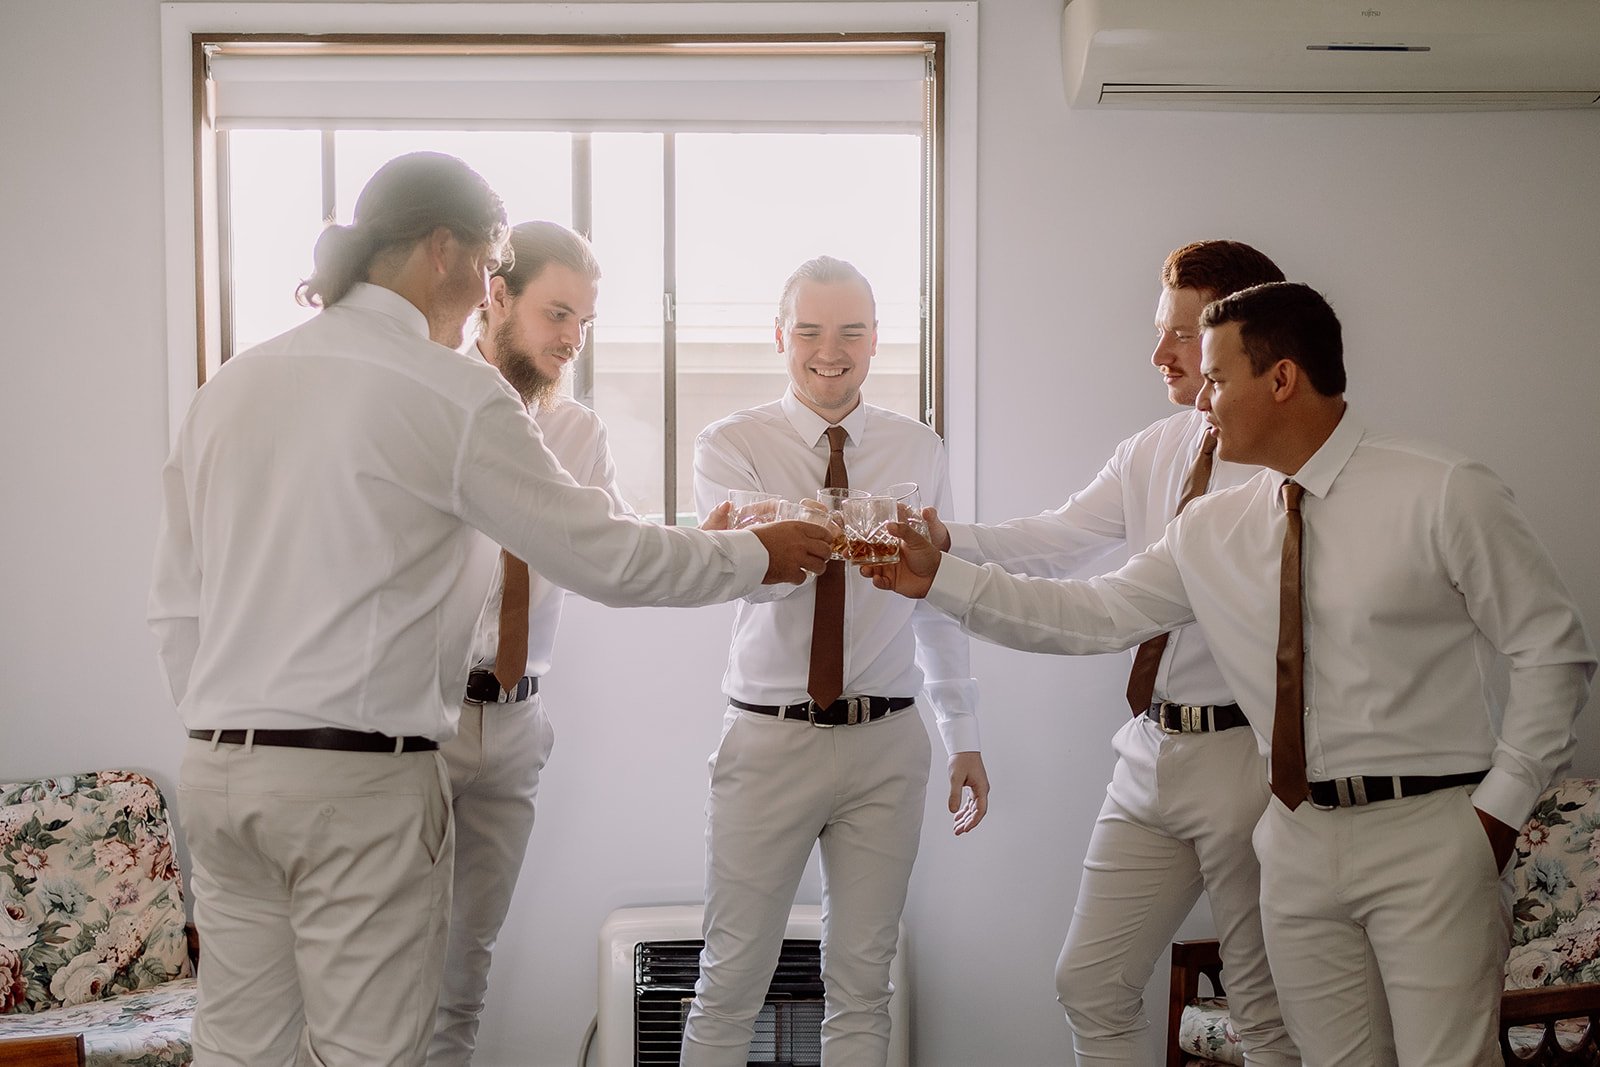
[1256,786,1511,1067]
[180,737,454,1067]
[1055,715,1296,1067]
[681,703,931,1067]
[429,697,554,1066]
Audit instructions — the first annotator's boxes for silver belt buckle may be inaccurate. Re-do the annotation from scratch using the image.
[1155,702,1182,733]
[806,700,836,728]
[1158,702,1209,733]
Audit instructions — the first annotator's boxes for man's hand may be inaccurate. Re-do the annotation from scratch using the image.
[923,505,953,553]
[700,501,733,531]
[860,521,942,599]
[948,752,989,835]
[1477,806,1518,873]
[752,520,833,585]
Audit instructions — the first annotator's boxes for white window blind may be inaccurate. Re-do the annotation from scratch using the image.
[206,46,931,131]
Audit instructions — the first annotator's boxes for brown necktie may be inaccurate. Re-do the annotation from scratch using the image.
[806,426,848,709]
[493,550,530,691]
[1125,431,1218,714]
[1271,481,1310,809]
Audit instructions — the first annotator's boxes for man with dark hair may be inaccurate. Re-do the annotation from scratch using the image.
[923,240,1296,1065]
[149,154,832,1066]
[429,221,618,1065]
[681,255,988,1067]
[871,281,1594,1066]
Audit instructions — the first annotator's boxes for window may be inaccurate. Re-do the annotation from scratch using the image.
[196,36,945,522]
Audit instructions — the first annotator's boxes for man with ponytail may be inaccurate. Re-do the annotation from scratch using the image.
[149,153,832,1066]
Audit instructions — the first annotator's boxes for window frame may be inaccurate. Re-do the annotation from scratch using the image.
[159,3,979,520]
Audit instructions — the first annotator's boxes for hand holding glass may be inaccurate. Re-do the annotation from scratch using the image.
[839,495,901,565]
[728,490,780,529]
[881,482,929,538]
[815,486,867,559]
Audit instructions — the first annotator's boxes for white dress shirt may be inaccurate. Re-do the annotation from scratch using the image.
[470,393,632,679]
[695,389,980,755]
[947,408,1258,705]
[150,283,766,739]
[928,411,1594,828]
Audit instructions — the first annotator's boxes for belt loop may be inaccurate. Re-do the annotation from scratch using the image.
[243,728,255,754]
[393,735,405,756]
[207,729,221,751]
[1390,774,1404,799]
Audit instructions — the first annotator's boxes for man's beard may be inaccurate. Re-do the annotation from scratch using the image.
[492,317,564,407]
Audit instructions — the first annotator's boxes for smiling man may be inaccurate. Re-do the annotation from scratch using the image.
[682,255,989,1067]
[868,281,1594,1066]
[429,221,625,1066]
[919,241,1295,1066]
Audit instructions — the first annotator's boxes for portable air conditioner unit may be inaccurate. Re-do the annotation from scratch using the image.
[1062,0,1600,111]
[597,904,909,1067]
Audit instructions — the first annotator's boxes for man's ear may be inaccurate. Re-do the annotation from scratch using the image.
[425,226,455,274]
[485,275,511,319]
[773,317,786,353]
[1270,358,1300,403]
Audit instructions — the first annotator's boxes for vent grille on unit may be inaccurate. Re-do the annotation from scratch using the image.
[634,939,825,1066]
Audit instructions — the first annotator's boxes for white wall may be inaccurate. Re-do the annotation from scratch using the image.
[3,1,1598,1065]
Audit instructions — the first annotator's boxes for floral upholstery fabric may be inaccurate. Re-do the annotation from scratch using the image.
[1177,779,1600,1066]
[0,978,195,1065]
[1507,778,1600,989]
[0,771,194,1063]
[1179,996,1244,1065]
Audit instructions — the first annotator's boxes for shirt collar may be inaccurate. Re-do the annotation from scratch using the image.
[336,282,430,339]
[780,386,868,449]
[1277,408,1363,503]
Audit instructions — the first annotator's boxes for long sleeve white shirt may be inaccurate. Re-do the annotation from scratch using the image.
[927,411,1594,829]
[946,407,1259,705]
[470,393,633,680]
[694,389,980,755]
[149,283,767,738]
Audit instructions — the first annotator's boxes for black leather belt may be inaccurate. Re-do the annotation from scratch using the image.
[188,727,438,753]
[1308,770,1488,810]
[1145,701,1248,733]
[465,669,539,704]
[730,696,914,727]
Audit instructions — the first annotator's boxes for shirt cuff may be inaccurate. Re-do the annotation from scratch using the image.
[922,678,980,755]
[927,554,984,619]
[1471,767,1540,831]
[946,522,981,563]
[728,528,772,595]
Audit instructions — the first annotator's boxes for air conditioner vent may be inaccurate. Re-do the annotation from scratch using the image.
[598,905,907,1067]
[1063,0,1600,112]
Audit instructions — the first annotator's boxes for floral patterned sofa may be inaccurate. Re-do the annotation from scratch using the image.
[0,771,196,1066]
[1168,778,1600,1067]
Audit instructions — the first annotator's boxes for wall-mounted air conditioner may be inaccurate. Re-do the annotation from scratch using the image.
[1063,0,1600,111]
[597,904,908,1067]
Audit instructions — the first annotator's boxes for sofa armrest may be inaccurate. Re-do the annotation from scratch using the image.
[0,1034,85,1067]
[1168,939,1226,1067]
[1498,982,1600,1064]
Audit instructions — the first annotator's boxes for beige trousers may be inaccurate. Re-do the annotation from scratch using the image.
[429,697,554,1066]
[1255,785,1511,1067]
[179,737,454,1066]
[1055,716,1296,1067]
[681,703,931,1067]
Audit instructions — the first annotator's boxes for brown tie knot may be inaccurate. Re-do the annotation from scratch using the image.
[1282,480,1304,513]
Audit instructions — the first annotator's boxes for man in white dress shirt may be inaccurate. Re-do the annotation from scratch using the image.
[870,281,1595,1066]
[923,241,1297,1065]
[148,153,831,1067]
[680,255,990,1067]
[429,222,625,1065]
